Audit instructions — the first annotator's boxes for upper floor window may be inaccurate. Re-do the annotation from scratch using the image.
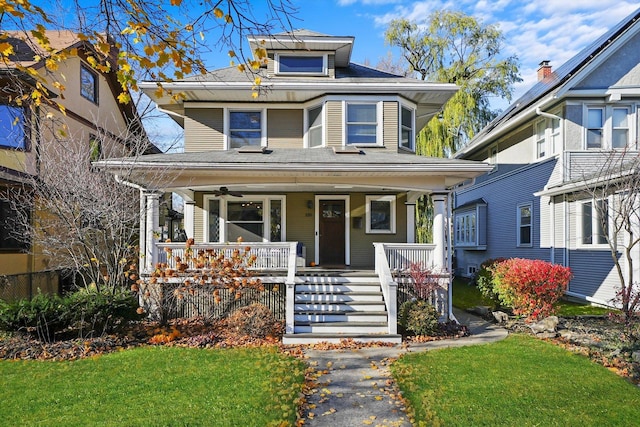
[80,65,98,104]
[229,110,263,148]
[585,105,633,150]
[0,104,27,150]
[307,105,323,148]
[517,203,532,247]
[580,198,609,246]
[400,105,414,151]
[535,115,561,158]
[346,102,380,145]
[276,54,327,75]
[535,120,546,158]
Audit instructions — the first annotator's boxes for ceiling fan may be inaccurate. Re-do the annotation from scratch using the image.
[212,186,243,197]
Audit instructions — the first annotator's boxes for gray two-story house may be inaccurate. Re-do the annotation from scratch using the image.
[100,30,491,342]
[454,8,640,307]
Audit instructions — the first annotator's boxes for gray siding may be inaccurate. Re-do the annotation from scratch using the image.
[455,158,557,275]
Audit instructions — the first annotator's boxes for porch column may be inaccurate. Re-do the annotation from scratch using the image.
[138,191,146,272]
[432,193,447,270]
[183,200,195,239]
[145,192,160,272]
[405,202,416,243]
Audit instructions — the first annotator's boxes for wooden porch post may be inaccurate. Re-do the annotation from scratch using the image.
[405,202,416,243]
[145,192,160,272]
[183,200,195,239]
[432,193,447,270]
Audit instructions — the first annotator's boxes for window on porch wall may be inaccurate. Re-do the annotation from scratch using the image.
[207,197,285,243]
[581,199,608,245]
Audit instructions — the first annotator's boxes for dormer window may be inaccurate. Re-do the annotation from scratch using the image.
[275,54,327,75]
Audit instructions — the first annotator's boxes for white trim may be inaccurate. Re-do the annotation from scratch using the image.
[314,195,350,266]
[516,202,533,247]
[274,52,328,76]
[365,195,396,234]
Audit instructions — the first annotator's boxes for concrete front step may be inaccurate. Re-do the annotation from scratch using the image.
[283,333,402,345]
[295,292,383,303]
[295,311,388,323]
[296,283,382,293]
[294,301,386,312]
[294,321,388,334]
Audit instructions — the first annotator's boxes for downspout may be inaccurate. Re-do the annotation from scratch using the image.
[535,107,562,121]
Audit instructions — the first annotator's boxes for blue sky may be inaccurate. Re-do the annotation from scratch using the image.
[147,0,639,149]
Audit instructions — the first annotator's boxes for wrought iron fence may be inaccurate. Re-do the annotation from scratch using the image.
[0,271,60,301]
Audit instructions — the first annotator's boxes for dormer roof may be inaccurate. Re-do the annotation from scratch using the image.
[248,29,354,66]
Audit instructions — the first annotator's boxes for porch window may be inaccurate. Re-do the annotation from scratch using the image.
[307,105,323,148]
[229,111,262,148]
[208,199,220,242]
[346,103,379,145]
[580,199,609,246]
[227,200,264,242]
[0,104,26,149]
[517,203,532,247]
[366,195,395,234]
[400,105,414,151]
[80,64,98,104]
[270,199,282,241]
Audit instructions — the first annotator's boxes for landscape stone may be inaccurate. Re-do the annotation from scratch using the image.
[492,311,509,323]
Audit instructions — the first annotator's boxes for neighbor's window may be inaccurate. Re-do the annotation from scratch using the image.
[584,105,633,150]
[0,198,29,251]
[581,199,609,245]
[0,104,26,149]
[586,107,604,149]
[612,107,630,149]
[517,203,532,247]
[455,211,476,246]
[80,65,98,104]
[535,120,546,158]
[366,195,395,234]
[400,106,414,150]
[346,103,378,145]
[89,135,102,162]
[307,105,323,148]
[229,111,262,148]
[277,55,325,74]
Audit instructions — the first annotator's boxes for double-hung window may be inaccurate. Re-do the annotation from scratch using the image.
[0,104,27,150]
[346,102,379,145]
[229,110,262,148]
[517,203,532,247]
[535,120,546,158]
[535,114,562,158]
[585,105,633,150]
[400,105,414,151]
[580,199,609,246]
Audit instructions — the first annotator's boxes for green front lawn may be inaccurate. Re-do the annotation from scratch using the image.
[392,334,640,426]
[0,346,305,426]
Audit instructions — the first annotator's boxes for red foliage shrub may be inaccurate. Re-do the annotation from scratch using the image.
[490,258,572,320]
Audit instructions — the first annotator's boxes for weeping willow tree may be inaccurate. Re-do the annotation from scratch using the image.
[386,10,521,242]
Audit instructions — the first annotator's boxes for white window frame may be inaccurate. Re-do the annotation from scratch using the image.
[517,202,533,247]
[577,197,610,249]
[343,101,383,147]
[224,108,267,150]
[304,103,324,148]
[274,53,328,76]
[203,195,286,243]
[399,104,415,152]
[583,104,635,150]
[454,210,477,247]
[365,195,396,234]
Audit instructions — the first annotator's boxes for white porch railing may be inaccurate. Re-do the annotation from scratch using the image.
[373,243,398,335]
[375,242,450,319]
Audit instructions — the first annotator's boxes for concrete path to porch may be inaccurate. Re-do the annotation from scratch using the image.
[300,308,508,426]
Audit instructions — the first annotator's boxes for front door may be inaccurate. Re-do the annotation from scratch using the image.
[319,199,346,267]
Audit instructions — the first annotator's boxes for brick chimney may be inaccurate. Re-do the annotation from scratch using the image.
[537,60,552,81]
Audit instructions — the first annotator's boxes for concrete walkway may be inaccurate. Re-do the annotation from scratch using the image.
[300,309,508,426]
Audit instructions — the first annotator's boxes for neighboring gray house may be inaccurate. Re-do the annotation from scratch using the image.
[453,8,640,307]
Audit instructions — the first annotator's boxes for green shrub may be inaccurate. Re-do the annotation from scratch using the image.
[0,289,141,340]
[398,299,440,336]
[490,258,572,320]
[227,303,277,338]
[474,257,507,308]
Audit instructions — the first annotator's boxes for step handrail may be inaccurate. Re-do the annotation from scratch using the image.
[373,243,397,335]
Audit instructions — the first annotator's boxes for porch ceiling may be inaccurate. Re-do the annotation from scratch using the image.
[97,147,493,193]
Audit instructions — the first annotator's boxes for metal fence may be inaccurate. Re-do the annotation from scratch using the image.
[0,271,60,301]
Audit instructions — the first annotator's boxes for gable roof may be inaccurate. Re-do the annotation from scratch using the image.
[455,7,640,159]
